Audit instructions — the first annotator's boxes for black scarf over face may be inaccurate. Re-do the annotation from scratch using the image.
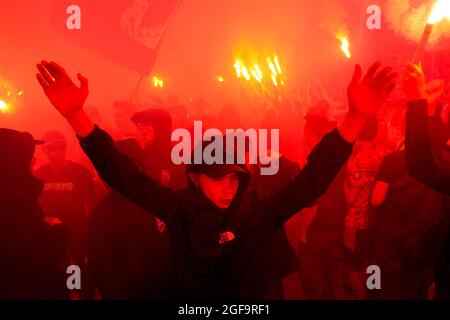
[180,170,250,277]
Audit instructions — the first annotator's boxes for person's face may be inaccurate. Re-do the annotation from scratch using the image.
[191,172,240,209]
[43,142,66,163]
[136,123,155,147]
[113,108,135,136]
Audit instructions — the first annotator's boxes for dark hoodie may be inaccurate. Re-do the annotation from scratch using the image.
[0,128,66,299]
[406,100,450,196]
[405,100,450,300]
[88,138,172,299]
[79,125,353,299]
[131,108,186,189]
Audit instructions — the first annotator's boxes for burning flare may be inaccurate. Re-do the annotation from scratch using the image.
[152,76,164,88]
[413,0,450,63]
[427,0,450,24]
[250,64,263,83]
[234,55,285,87]
[0,99,10,114]
[337,34,351,59]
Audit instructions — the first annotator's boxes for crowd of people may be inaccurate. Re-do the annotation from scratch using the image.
[0,59,449,300]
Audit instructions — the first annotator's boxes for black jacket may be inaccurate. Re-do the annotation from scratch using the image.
[405,100,450,299]
[405,99,450,196]
[79,126,353,299]
[0,172,67,299]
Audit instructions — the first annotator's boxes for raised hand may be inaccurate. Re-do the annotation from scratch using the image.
[402,63,445,114]
[36,61,89,118]
[401,63,427,101]
[337,62,398,143]
[347,62,398,119]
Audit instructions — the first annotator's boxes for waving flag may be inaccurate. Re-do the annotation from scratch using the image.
[51,0,181,74]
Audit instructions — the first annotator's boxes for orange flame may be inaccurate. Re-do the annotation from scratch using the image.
[0,99,10,114]
[273,56,282,74]
[241,65,251,81]
[234,60,242,78]
[152,76,164,88]
[337,35,351,59]
[250,64,263,83]
[427,0,450,24]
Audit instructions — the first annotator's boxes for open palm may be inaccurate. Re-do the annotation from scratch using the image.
[36,61,89,118]
[347,62,398,119]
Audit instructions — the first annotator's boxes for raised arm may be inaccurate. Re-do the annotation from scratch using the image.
[402,63,450,196]
[36,61,175,221]
[266,62,398,225]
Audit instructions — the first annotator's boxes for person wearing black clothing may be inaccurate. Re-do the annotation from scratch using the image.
[36,60,398,299]
[370,150,448,299]
[298,167,347,299]
[403,64,450,196]
[247,155,302,299]
[131,108,187,190]
[88,138,173,299]
[0,128,68,299]
[35,130,95,271]
[402,63,450,300]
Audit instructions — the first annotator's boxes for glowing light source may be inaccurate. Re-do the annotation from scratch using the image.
[17,91,24,96]
[152,76,164,88]
[266,58,277,75]
[427,0,450,24]
[217,76,225,83]
[271,75,278,86]
[241,65,251,81]
[0,99,10,114]
[336,34,351,59]
[273,56,282,74]
[234,60,242,78]
[233,55,286,89]
[250,64,263,83]
[413,0,450,63]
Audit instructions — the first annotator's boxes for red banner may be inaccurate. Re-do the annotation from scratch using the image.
[51,0,181,75]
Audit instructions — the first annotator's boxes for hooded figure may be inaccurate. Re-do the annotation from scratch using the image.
[131,108,186,190]
[79,123,352,299]
[0,128,67,299]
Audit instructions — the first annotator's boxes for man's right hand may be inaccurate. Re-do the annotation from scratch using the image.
[36,60,89,119]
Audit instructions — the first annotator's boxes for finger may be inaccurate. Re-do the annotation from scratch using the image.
[384,80,397,95]
[41,61,65,80]
[37,63,54,84]
[36,73,49,90]
[363,61,382,83]
[49,61,70,79]
[41,60,60,79]
[383,71,399,85]
[374,66,393,83]
[350,64,362,85]
[77,73,89,94]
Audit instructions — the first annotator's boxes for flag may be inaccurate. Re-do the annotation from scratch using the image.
[51,0,181,75]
